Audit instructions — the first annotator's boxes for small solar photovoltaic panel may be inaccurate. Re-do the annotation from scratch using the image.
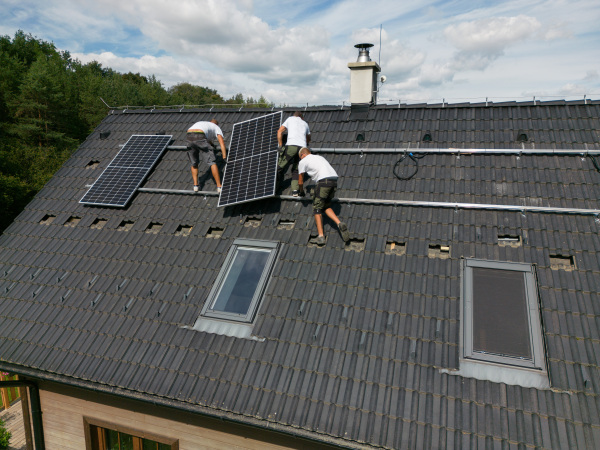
[218,111,282,207]
[80,134,172,207]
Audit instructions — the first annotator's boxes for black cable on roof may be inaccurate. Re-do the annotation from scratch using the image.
[393,151,429,180]
[590,155,600,172]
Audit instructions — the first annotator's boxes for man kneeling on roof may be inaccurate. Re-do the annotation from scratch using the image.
[298,147,350,246]
[186,119,227,193]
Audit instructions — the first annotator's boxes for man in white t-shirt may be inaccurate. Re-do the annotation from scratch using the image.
[277,111,310,196]
[298,147,350,246]
[186,119,227,192]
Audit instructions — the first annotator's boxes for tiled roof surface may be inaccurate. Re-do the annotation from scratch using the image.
[1,102,600,448]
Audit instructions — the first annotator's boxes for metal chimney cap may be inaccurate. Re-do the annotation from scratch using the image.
[355,43,374,62]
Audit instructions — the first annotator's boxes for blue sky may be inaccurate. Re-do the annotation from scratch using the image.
[1,0,599,106]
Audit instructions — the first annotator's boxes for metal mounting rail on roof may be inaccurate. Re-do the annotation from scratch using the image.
[335,197,600,215]
[138,187,217,196]
[165,145,600,155]
[135,187,600,216]
[311,148,600,155]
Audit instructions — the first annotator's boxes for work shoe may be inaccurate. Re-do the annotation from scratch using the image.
[193,185,199,192]
[314,235,326,246]
[291,190,300,197]
[217,187,222,193]
[338,222,350,242]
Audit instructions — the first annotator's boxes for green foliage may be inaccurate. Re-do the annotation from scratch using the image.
[168,82,222,105]
[0,417,10,450]
[0,30,273,233]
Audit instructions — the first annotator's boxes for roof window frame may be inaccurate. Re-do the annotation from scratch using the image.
[199,238,279,323]
[461,258,546,370]
[449,258,551,388]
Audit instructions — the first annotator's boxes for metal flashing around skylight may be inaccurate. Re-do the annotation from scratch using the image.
[451,258,550,388]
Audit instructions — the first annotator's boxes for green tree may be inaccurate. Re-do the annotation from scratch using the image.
[11,51,85,148]
[0,416,11,450]
[168,82,223,105]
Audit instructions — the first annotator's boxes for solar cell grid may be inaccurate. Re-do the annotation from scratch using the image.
[218,112,281,207]
[80,134,172,207]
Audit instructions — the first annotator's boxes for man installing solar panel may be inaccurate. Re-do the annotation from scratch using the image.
[277,111,310,196]
[298,147,350,246]
[186,119,227,192]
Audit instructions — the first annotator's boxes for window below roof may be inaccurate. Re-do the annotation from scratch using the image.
[196,239,279,326]
[450,258,549,388]
[84,417,177,450]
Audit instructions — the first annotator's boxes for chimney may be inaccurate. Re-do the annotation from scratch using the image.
[348,43,381,105]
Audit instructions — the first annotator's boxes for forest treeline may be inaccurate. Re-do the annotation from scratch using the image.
[0,31,272,232]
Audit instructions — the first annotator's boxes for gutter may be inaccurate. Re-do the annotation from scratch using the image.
[0,378,44,450]
[0,364,361,450]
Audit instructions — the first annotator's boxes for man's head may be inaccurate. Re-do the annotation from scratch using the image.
[293,111,303,119]
[211,119,219,126]
[299,147,311,159]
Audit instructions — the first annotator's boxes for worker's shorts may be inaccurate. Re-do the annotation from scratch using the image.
[313,177,338,213]
[187,132,216,167]
[277,145,301,189]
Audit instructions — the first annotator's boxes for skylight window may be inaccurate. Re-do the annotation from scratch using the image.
[199,239,279,323]
[455,258,549,388]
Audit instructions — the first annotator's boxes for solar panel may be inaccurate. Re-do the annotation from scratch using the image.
[218,112,282,207]
[80,134,172,207]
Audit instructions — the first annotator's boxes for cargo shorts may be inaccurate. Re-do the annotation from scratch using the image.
[187,132,216,167]
[277,145,301,191]
[313,177,337,213]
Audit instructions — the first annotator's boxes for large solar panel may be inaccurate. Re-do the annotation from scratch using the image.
[80,134,172,207]
[218,112,282,207]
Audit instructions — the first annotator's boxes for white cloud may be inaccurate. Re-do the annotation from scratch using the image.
[351,28,425,78]
[583,70,599,82]
[444,15,541,55]
[73,52,223,91]
[540,22,572,40]
[1,0,599,105]
[92,0,331,87]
